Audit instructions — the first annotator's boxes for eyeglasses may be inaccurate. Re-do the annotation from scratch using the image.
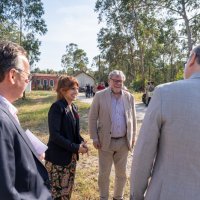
[183,62,186,69]
[110,78,123,84]
[14,68,32,82]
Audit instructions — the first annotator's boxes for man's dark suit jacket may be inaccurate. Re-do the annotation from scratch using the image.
[45,99,83,166]
[0,104,52,200]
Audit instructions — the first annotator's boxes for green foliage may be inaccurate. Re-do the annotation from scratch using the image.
[131,78,144,92]
[0,0,47,67]
[94,0,196,90]
[91,55,109,83]
[147,0,200,54]
[61,43,89,74]
[31,67,66,75]
[22,33,41,66]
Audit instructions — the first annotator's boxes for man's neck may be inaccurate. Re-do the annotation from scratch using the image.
[111,89,122,99]
[0,92,9,102]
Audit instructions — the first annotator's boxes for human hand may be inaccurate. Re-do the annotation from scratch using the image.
[39,153,45,161]
[82,141,89,155]
[78,142,88,154]
[93,140,101,149]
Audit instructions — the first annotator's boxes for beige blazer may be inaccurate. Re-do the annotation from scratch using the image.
[130,72,200,200]
[88,87,137,151]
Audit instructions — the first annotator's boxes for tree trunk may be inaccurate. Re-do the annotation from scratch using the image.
[181,0,192,56]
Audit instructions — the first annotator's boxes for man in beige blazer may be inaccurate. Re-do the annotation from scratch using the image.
[130,45,200,200]
[89,70,137,200]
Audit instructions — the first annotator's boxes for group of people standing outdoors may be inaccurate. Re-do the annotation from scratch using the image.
[85,84,95,98]
[1,40,200,200]
[85,82,106,98]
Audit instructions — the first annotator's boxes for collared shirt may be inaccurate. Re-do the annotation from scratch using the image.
[0,95,20,124]
[110,91,126,138]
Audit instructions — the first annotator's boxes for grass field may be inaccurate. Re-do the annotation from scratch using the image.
[14,90,141,200]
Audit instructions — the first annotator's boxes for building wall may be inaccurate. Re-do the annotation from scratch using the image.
[75,73,95,88]
[31,73,95,91]
[31,75,59,90]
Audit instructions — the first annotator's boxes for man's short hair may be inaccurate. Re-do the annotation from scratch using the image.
[193,45,200,65]
[0,41,27,82]
[108,70,126,81]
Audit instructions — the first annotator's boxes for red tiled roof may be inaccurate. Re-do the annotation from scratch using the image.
[32,73,60,77]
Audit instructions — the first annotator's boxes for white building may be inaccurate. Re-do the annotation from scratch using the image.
[74,71,95,88]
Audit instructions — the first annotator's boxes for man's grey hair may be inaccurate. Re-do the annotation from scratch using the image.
[193,45,200,64]
[108,70,126,81]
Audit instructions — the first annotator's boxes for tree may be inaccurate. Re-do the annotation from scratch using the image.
[22,33,41,66]
[94,0,191,90]
[0,0,47,66]
[145,0,200,55]
[95,0,164,88]
[0,0,47,98]
[0,21,19,42]
[92,54,108,82]
[61,43,89,74]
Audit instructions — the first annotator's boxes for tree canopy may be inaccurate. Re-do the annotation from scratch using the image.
[94,0,200,90]
[0,0,47,66]
[61,43,89,75]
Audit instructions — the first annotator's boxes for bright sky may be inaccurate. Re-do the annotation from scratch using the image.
[35,0,101,71]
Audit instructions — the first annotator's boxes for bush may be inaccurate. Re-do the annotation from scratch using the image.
[131,79,144,92]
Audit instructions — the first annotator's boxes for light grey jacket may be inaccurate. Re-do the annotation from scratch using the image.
[130,72,200,200]
[88,87,137,151]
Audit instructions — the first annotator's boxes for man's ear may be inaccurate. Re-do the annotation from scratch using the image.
[188,52,196,68]
[7,68,16,84]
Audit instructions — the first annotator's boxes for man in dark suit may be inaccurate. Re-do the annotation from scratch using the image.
[0,41,52,199]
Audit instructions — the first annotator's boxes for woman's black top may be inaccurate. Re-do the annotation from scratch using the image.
[45,99,83,166]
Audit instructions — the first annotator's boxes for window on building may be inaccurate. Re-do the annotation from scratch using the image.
[49,79,54,87]
[43,79,48,86]
[36,79,41,85]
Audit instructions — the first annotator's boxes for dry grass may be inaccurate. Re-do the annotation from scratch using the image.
[15,90,142,200]
[132,91,143,103]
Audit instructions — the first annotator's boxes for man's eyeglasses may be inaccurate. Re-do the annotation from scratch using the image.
[110,78,123,84]
[15,68,32,81]
[183,62,187,69]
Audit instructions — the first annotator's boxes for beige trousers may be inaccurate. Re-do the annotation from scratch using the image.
[98,137,129,200]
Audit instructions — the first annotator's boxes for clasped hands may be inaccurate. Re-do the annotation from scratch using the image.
[78,141,89,155]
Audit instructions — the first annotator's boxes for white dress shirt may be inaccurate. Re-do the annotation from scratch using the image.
[0,95,20,124]
[111,93,126,138]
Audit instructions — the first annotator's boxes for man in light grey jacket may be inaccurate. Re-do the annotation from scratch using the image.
[89,70,137,200]
[130,44,200,200]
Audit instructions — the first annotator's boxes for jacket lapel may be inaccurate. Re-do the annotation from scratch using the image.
[122,91,129,124]
[72,104,79,133]
[105,88,112,120]
[62,100,76,134]
[0,105,42,162]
